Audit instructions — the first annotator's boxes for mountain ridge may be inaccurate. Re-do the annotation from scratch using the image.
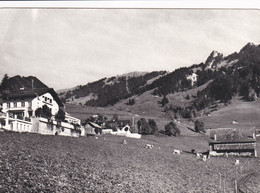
[57,42,260,116]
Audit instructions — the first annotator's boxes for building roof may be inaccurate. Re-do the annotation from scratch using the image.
[88,122,102,129]
[209,128,256,144]
[3,88,64,107]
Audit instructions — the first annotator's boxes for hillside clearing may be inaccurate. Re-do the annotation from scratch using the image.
[201,98,260,130]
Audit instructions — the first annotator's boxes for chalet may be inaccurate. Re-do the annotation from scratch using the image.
[0,88,84,137]
[209,128,257,157]
[2,88,63,119]
[106,119,131,130]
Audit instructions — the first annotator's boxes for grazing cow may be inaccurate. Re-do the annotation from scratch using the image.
[196,153,202,158]
[173,149,182,154]
[209,151,218,156]
[232,120,239,124]
[123,139,127,145]
[145,144,154,149]
[191,149,196,154]
[202,155,207,161]
[235,160,240,166]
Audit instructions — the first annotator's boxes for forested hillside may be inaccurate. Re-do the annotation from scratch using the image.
[58,71,167,106]
[2,42,259,115]
[59,43,260,113]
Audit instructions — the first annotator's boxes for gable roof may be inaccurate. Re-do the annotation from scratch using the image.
[88,122,102,129]
[209,128,256,144]
[3,88,64,107]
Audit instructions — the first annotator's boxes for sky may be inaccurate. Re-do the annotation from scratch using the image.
[0,8,260,90]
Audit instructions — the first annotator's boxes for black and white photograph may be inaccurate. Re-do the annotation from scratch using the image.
[0,1,259,192]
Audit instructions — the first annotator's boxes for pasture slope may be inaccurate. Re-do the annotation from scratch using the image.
[200,97,260,130]
[0,131,259,192]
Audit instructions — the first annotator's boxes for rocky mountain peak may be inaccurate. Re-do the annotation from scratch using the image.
[239,42,256,54]
[205,50,224,69]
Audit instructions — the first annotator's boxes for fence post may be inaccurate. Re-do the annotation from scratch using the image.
[234,180,237,193]
[219,172,222,192]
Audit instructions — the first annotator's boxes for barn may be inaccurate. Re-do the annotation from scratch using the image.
[209,128,257,157]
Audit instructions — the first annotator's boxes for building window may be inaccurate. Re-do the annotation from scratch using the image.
[50,99,52,103]
[45,97,47,102]
[14,102,17,107]
[21,102,25,107]
[7,103,10,108]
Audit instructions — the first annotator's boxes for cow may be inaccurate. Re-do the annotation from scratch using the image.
[209,151,218,156]
[173,149,182,154]
[145,144,154,149]
[235,160,240,166]
[196,153,202,158]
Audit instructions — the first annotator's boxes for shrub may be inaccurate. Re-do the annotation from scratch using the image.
[55,109,65,121]
[194,120,206,133]
[137,118,151,135]
[126,98,135,105]
[35,107,43,117]
[112,114,119,122]
[137,118,158,135]
[161,95,169,107]
[165,122,180,136]
[42,105,52,119]
[148,119,158,134]
[181,108,192,119]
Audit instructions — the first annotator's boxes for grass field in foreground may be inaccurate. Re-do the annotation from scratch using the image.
[0,132,259,192]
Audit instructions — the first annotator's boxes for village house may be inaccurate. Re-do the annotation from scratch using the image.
[65,112,81,125]
[0,88,84,137]
[2,88,62,119]
[209,128,257,157]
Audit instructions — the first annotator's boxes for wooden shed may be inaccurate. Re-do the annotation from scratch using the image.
[209,128,257,157]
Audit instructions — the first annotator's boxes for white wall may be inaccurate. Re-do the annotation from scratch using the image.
[36,117,80,137]
[31,93,59,115]
[11,119,32,132]
[2,101,31,114]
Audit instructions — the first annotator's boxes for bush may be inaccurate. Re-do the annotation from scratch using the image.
[55,109,65,121]
[42,105,52,119]
[126,98,135,105]
[148,119,158,135]
[194,120,206,133]
[161,95,169,107]
[165,122,180,136]
[137,118,151,135]
[137,118,158,135]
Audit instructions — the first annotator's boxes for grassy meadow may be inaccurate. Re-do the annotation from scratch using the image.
[1,92,260,192]
[0,131,259,192]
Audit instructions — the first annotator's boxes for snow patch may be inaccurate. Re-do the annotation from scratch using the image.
[187,73,198,86]
[217,59,239,69]
[206,60,215,69]
[212,50,219,58]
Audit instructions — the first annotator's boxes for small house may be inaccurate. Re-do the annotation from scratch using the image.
[209,128,257,157]
[84,121,102,136]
